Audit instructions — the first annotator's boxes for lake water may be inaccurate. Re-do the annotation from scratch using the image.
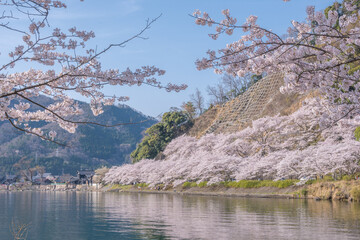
[0,191,360,240]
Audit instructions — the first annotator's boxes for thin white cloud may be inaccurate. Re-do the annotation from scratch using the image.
[117,0,142,16]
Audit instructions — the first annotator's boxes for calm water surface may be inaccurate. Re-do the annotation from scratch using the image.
[0,191,360,239]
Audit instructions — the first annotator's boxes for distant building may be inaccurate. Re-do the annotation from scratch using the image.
[55,174,79,185]
[33,177,53,185]
[42,173,53,179]
[77,170,95,185]
[32,173,55,183]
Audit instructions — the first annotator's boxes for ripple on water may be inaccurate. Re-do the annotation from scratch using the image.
[0,192,359,240]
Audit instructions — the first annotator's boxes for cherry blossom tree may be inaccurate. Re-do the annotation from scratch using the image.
[104,99,360,187]
[192,0,360,127]
[0,0,187,144]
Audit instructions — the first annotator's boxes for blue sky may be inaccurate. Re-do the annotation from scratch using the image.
[49,0,335,117]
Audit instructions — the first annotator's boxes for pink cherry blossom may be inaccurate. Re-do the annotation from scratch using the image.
[0,1,187,142]
[104,99,360,187]
[192,2,360,126]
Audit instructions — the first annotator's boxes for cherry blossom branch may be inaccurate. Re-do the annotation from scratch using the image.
[0,1,186,142]
[192,3,360,125]
[5,112,67,146]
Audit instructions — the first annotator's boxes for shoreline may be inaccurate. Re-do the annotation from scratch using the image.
[0,183,100,192]
[106,180,360,202]
[114,188,303,200]
[0,187,303,200]
[109,185,310,200]
[0,185,306,200]
[2,180,360,202]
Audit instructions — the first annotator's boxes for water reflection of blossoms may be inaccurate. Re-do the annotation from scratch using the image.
[100,193,360,240]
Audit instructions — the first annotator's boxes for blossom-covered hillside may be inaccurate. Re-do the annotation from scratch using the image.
[104,98,360,187]
[105,0,360,187]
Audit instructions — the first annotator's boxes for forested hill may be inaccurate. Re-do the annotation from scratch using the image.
[0,96,157,175]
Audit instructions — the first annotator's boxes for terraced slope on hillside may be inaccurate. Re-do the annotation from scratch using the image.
[188,73,307,137]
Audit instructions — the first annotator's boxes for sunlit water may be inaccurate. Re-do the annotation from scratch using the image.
[0,191,360,240]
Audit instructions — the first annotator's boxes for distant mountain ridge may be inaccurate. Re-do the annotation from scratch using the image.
[0,96,157,175]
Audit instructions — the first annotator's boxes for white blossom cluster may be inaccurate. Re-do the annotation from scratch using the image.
[192,1,360,126]
[104,99,360,187]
